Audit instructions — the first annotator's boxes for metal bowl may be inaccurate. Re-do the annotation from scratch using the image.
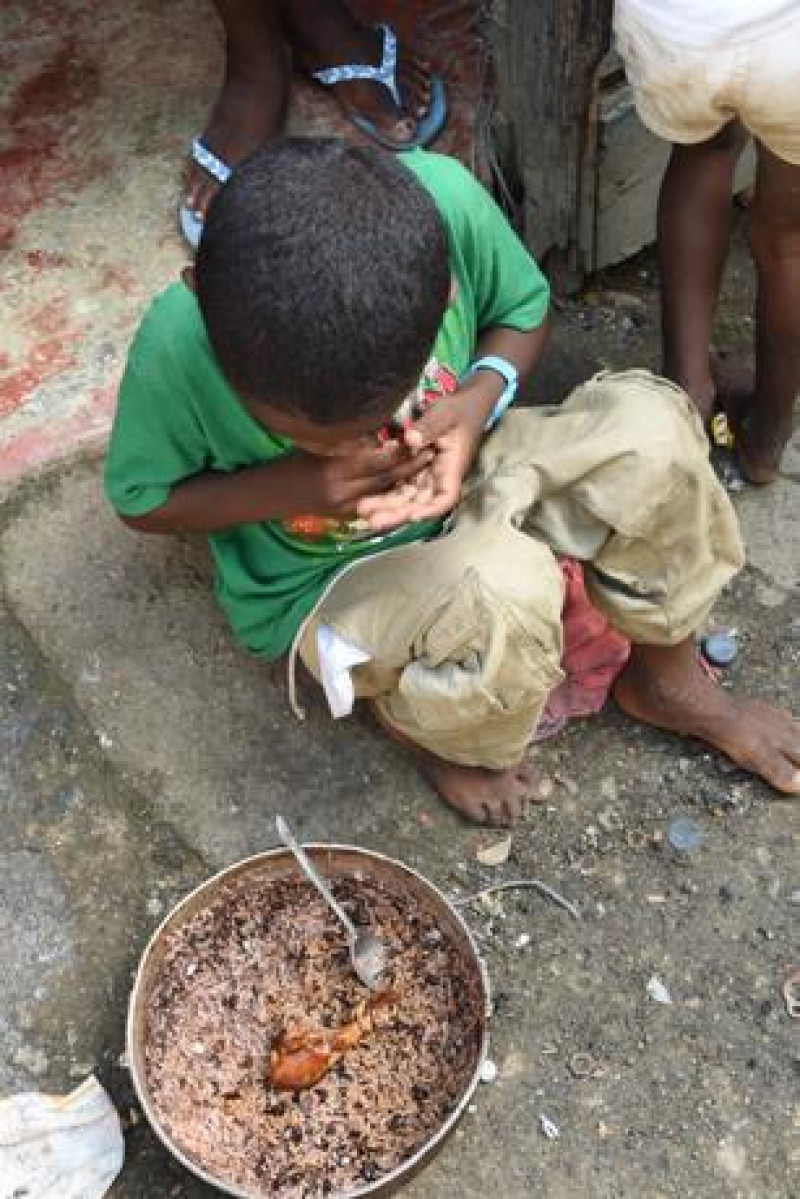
[128,845,491,1198]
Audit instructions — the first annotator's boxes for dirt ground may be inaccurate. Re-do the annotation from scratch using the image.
[1,214,798,1199]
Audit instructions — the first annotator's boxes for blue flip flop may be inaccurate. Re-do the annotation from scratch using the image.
[312,23,447,151]
[179,138,233,250]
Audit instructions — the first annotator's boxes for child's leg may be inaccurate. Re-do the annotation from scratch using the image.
[187,0,435,221]
[657,121,747,418]
[740,142,800,482]
[515,370,799,794]
[298,520,567,827]
[186,0,288,221]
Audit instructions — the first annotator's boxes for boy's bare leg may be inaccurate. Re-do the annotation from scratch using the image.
[614,638,800,794]
[186,0,288,220]
[657,122,747,419]
[371,704,539,828]
[739,143,800,482]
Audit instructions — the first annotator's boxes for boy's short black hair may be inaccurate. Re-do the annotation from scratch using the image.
[195,138,451,426]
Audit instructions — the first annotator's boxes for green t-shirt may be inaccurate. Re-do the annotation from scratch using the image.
[105,149,550,659]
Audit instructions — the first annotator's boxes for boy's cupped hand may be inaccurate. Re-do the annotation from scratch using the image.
[296,439,435,519]
[356,386,491,532]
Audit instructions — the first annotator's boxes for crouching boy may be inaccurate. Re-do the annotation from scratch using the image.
[105,139,800,824]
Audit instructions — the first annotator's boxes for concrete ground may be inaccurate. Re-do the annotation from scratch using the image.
[1,2,799,1198]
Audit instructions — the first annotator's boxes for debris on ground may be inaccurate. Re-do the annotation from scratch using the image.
[700,786,741,811]
[568,1052,605,1080]
[454,879,580,920]
[701,630,739,667]
[479,1059,498,1084]
[597,806,622,832]
[0,1076,124,1199]
[667,817,705,855]
[476,836,513,867]
[533,774,555,802]
[782,970,800,1018]
[646,975,672,1005]
[600,776,618,801]
[539,1114,560,1140]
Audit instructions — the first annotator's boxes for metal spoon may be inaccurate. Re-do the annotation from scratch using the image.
[275,815,387,990]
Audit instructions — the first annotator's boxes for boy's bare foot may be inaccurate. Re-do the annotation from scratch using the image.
[413,751,539,827]
[371,704,536,826]
[614,641,800,794]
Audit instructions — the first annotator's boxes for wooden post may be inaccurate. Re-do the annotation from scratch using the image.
[489,0,613,280]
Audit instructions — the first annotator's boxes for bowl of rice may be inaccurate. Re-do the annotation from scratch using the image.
[128,844,491,1198]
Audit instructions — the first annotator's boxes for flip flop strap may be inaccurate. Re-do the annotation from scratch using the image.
[191,138,232,186]
[312,24,402,109]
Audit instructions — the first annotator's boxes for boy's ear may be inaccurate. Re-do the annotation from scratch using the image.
[182,265,197,293]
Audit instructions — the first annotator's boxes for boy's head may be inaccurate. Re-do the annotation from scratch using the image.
[195,138,451,443]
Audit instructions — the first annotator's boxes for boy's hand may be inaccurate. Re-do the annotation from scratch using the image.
[356,381,494,531]
[119,438,434,536]
[295,438,435,518]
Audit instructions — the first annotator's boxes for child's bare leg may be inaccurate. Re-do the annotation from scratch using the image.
[371,704,539,828]
[657,122,747,418]
[614,638,800,794]
[186,0,288,220]
[187,0,434,221]
[739,143,800,482]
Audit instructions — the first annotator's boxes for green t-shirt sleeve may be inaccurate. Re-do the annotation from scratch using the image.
[469,184,551,332]
[409,151,550,334]
[104,288,211,517]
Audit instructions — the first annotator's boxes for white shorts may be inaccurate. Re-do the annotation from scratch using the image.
[614,11,800,165]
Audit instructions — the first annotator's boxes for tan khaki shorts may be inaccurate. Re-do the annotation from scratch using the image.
[615,12,800,164]
[298,372,744,770]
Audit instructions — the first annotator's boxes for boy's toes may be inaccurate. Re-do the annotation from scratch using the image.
[477,764,540,826]
[769,727,800,794]
[770,759,800,795]
[477,799,517,827]
[184,174,218,226]
[734,707,800,795]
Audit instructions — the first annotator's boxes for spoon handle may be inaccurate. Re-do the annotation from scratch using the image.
[275,815,358,944]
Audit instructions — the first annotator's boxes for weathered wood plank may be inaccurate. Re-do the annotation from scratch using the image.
[489,0,613,270]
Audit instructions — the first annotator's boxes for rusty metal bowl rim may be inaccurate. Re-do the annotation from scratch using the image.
[127,844,492,1199]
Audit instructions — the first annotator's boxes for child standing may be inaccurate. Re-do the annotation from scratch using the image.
[614,0,800,482]
[106,140,800,824]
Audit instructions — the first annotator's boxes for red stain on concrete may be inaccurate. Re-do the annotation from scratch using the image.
[99,264,139,296]
[0,298,80,418]
[25,249,68,273]
[0,0,486,483]
[0,382,116,491]
[1,41,105,245]
[9,44,101,131]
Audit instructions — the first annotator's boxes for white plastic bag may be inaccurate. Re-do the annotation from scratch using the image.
[0,1075,124,1199]
[317,624,371,718]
